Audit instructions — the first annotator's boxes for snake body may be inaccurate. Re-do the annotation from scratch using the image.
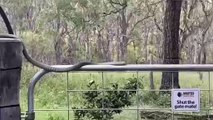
[1,34,93,72]
[0,5,93,72]
[0,6,125,72]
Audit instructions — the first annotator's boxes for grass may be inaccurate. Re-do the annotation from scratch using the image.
[20,66,213,120]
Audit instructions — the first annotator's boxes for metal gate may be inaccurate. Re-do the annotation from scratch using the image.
[23,64,213,120]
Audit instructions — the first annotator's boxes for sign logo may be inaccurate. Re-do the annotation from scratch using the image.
[177,92,182,97]
[172,89,200,112]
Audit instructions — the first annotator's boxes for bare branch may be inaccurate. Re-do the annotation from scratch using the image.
[102,0,127,17]
[128,14,154,36]
[102,9,121,16]
[153,17,163,32]
[108,0,123,6]
[127,12,133,23]
[188,0,198,18]
[128,0,160,36]
[149,0,164,6]
[200,0,209,18]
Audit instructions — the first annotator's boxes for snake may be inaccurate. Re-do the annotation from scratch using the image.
[0,6,124,72]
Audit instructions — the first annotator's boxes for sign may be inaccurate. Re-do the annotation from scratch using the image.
[171,89,200,112]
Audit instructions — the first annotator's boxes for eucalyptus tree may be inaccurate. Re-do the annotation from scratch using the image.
[180,0,213,64]
[160,0,183,89]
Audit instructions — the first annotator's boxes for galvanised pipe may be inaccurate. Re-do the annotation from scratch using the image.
[26,69,48,120]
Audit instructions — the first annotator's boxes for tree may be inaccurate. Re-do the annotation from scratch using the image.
[160,0,183,89]
[2,0,213,65]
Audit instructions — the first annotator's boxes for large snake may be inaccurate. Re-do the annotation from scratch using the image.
[0,6,124,72]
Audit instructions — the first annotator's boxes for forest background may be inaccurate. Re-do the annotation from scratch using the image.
[1,0,213,65]
[1,0,213,119]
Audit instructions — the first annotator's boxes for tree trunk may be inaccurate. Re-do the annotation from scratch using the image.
[150,55,155,89]
[160,0,182,89]
[202,46,206,64]
[116,27,120,61]
[54,36,63,64]
[86,32,92,61]
[54,17,63,64]
[120,6,128,61]
[144,27,150,63]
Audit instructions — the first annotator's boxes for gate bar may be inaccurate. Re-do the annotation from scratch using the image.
[27,69,48,120]
[53,64,213,71]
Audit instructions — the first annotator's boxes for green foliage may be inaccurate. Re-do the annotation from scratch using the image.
[47,113,66,120]
[73,77,143,120]
[21,31,54,55]
[124,77,143,91]
[141,91,171,108]
[127,43,145,64]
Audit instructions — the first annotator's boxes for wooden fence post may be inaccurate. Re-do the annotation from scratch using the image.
[0,38,22,120]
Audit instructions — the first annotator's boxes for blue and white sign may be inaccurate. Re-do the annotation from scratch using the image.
[171,89,200,112]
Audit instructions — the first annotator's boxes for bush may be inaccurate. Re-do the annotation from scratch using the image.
[73,77,143,120]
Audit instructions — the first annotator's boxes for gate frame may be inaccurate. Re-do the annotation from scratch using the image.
[26,64,213,120]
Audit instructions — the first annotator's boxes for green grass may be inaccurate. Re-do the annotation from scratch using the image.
[20,66,213,120]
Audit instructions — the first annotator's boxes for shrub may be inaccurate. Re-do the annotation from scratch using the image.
[73,77,143,120]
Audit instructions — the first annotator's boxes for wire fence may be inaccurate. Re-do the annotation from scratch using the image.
[22,65,213,120]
